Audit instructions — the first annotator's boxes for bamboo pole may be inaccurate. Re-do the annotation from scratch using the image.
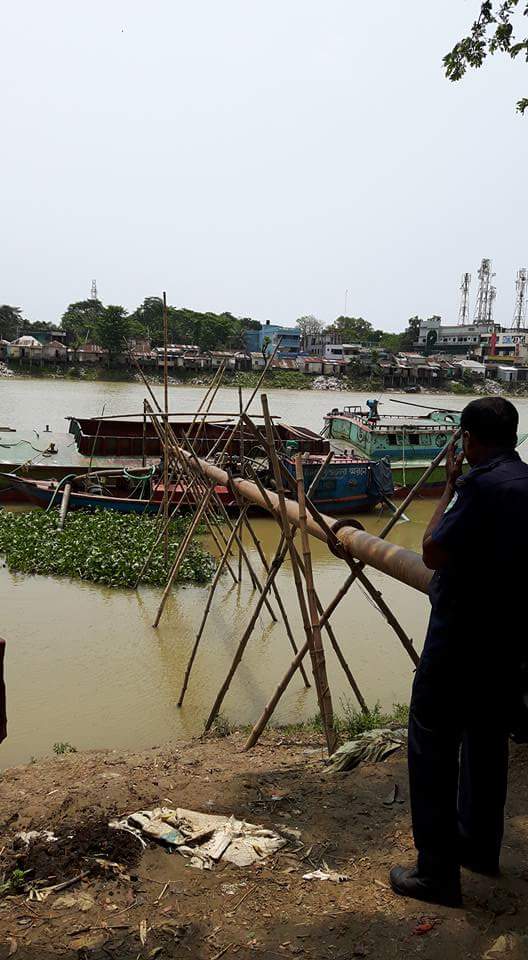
[177,505,250,706]
[293,453,337,755]
[162,291,169,563]
[237,386,244,583]
[203,337,283,462]
[203,444,354,733]
[277,452,417,666]
[153,485,215,628]
[168,441,432,594]
[203,534,291,731]
[260,396,337,751]
[174,430,278,619]
[245,460,367,711]
[228,479,311,689]
[142,406,240,585]
[130,350,227,528]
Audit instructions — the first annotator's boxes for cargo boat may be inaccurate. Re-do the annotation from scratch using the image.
[323,402,461,493]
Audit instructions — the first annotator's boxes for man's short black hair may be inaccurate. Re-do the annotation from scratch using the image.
[460,397,518,449]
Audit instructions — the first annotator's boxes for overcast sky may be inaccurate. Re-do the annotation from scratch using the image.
[1,1,527,331]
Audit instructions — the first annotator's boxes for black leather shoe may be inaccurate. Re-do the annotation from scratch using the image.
[390,865,462,908]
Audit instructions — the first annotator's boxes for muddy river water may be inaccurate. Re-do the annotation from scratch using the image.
[1,378,527,767]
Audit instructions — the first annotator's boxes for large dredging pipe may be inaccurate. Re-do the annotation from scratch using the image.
[180,449,433,595]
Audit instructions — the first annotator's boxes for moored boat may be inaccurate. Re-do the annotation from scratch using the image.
[281,453,394,514]
[323,401,462,494]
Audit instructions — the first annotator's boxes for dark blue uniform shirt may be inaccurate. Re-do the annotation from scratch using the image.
[421,452,528,702]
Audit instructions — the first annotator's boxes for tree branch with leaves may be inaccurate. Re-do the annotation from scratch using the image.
[444,1,528,113]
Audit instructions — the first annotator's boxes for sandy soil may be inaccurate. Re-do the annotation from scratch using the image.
[1,732,528,959]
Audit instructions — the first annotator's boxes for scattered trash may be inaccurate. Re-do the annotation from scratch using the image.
[139,919,148,946]
[412,921,437,936]
[108,817,147,848]
[112,807,287,870]
[302,867,350,883]
[483,933,528,958]
[325,728,407,773]
[16,830,57,845]
[221,883,239,896]
[383,783,405,806]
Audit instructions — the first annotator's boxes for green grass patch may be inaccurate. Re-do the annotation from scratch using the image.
[0,508,216,589]
[237,701,409,741]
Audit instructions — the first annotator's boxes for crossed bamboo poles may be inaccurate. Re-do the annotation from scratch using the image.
[134,355,455,753]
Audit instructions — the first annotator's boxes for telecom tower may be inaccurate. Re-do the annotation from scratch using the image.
[513,268,528,329]
[473,258,495,325]
[90,279,98,301]
[458,272,471,324]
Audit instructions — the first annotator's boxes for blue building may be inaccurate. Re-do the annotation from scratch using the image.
[243,321,300,357]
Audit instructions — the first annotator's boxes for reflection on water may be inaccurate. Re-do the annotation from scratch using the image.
[2,379,528,767]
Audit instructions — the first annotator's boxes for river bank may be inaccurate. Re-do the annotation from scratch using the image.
[1,733,528,959]
[2,360,527,396]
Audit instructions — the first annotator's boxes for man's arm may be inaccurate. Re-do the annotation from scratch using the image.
[422,442,464,570]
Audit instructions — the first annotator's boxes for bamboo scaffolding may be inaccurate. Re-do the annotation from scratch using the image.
[142,405,240,585]
[146,406,279,625]
[204,437,338,729]
[244,422,453,749]
[259,396,337,745]
[133,368,232,586]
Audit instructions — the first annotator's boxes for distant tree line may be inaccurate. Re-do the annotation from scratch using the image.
[0,298,424,358]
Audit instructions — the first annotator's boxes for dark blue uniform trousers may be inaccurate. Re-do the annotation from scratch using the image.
[408,662,509,875]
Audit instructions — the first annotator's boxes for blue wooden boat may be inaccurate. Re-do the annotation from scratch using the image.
[0,472,236,514]
[282,453,394,514]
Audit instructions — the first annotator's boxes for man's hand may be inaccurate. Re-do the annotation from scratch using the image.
[445,441,464,492]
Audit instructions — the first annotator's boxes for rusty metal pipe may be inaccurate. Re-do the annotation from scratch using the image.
[177,449,433,595]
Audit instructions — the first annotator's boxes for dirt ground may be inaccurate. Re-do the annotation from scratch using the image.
[1,732,528,960]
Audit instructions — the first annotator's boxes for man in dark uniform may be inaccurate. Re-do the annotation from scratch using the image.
[390,397,528,907]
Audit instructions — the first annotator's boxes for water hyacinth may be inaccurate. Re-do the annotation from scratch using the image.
[0,509,216,589]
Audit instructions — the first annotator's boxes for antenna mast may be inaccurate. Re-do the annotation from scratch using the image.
[474,258,495,325]
[513,268,528,329]
[458,273,471,325]
[90,279,98,301]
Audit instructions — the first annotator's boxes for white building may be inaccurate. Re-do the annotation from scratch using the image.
[417,316,493,354]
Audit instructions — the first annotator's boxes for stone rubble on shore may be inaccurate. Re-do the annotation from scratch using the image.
[311,376,344,390]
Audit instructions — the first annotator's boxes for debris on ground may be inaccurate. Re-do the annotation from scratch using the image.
[112,806,288,869]
[325,728,407,773]
[483,933,528,958]
[302,867,350,882]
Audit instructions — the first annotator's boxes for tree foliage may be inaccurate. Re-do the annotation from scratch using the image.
[399,316,423,351]
[445,1,528,113]
[295,314,324,350]
[94,305,131,357]
[326,315,375,343]
[61,299,106,344]
[0,305,23,341]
